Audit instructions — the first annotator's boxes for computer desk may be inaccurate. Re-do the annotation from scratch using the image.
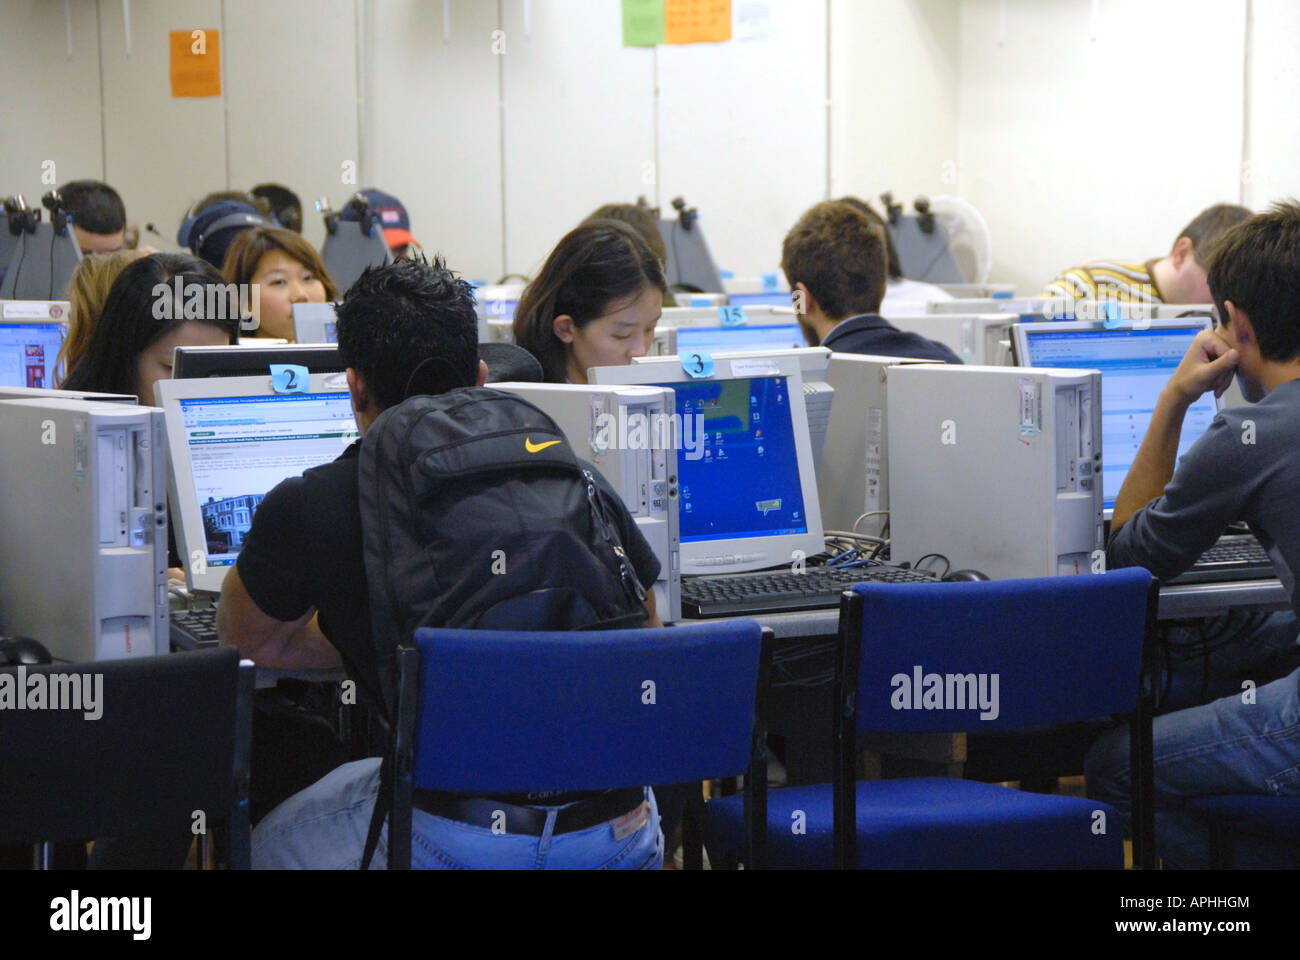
[674,576,1292,784]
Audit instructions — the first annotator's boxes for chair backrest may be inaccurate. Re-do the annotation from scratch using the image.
[320,221,392,294]
[406,621,766,793]
[0,647,254,857]
[0,222,82,300]
[845,568,1155,734]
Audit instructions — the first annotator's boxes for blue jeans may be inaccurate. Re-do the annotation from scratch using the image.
[251,758,664,870]
[1085,665,1300,868]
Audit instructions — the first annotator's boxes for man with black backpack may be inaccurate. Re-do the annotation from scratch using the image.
[218,257,665,869]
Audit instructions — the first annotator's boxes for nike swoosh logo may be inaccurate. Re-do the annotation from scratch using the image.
[525,437,562,453]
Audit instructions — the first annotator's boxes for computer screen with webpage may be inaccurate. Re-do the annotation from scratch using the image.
[0,321,64,388]
[674,324,804,355]
[172,390,357,582]
[728,292,793,309]
[1017,321,1217,512]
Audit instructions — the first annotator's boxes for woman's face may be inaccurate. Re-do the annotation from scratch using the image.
[250,249,328,341]
[135,321,232,405]
[554,286,662,384]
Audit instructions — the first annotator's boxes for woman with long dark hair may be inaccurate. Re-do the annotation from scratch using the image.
[512,220,666,384]
[63,253,240,404]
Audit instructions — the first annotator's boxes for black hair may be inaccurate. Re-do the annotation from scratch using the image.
[251,183,303,233]
[59,180,126,235]
[512,221,667,383]
[62,253,239,397]
[335,255,479,411]
[1207,199,1300,362]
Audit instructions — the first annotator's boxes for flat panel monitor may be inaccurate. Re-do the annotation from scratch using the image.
[672,324,804,355]
[292,302,341,343]
[0,315,66,388]
[173,343,346,380]
[1012,318,1217,516]
[591,354,824,575]
[727,292,795,309]
[155,372,358,593]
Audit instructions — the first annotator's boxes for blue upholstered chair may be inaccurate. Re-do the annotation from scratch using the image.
[383,621,773,869]
[708,569,1158,869]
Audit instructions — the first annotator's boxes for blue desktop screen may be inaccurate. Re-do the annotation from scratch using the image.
[728,292,793,308]
[655,375,809,543]
[1021,325,1217,510]
[675,324,804,355]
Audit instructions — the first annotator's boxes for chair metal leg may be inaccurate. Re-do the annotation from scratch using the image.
[681,787,705,870]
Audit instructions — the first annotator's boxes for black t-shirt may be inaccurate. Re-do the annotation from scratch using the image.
[235,440,662,714]
[821,314,963,364]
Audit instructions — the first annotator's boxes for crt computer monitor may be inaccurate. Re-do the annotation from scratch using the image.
[1012,318,1218,517]
[154,372,358,593]
[0,316,66,388]
[173,343,347,379]
[591,354,824,576]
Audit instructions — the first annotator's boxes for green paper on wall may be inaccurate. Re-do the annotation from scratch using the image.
[623,0,666,46]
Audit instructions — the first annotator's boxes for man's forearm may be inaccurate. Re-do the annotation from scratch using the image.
[1111,388,1191,530]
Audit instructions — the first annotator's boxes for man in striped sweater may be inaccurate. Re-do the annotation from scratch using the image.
[1043,204,1252,307]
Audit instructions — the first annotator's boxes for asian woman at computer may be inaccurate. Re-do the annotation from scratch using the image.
[221,226,338,342]
[512,219,667,384]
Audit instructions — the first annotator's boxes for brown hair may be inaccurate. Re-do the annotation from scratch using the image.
[1207,199,1300,362]
[1177,203,1254,265]
[513,221,666,383]
[56,248,150,384]
[582,204,667,264]
[221,227,339,334]
[782,200,889,319]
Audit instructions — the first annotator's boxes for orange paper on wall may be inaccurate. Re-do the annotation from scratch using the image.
[170,29,221,98]
[664,0,731,44]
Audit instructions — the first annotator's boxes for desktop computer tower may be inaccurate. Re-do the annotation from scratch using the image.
[491,382,682,622]
[887,313,1017,365]
[0,398,169,661]
[887,365,1103,580]
[818,353,940,538]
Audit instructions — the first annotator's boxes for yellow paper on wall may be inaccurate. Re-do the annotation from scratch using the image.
[665,0,731,44]
[170,29,221,98]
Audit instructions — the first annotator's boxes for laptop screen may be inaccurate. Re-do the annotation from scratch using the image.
[176,391,358,571]
[1020,324,1218,511]
[662,375,809,543]
[0,322,64,388]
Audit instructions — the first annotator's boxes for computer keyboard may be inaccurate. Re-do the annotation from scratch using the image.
[681,564,937,618]
[1166,535,1277,586]
[170,608,219,650]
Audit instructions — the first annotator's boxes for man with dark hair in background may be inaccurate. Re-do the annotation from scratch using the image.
[219,256,663,869]
[1043,203,1253,306]
[781,200,960,363]
[58,179,127,256]
[1086,200,1300,868]
[251,183,303,233]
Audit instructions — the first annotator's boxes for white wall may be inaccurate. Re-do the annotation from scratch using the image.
[1243,0,1300,211]
[830,0,961,206]
[957,0,1247,293]
[6,0,1299,294]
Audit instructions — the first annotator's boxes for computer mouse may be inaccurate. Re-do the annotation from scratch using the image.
[943,569,991,582]
[0,636,54,666]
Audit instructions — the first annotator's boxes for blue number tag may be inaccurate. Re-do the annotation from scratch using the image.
[719,269,735,280]
[761,272,779,292]
[271,364,309,394]
[681,351,714,379]
[718,305,747,327]
[1101,301,1123,329]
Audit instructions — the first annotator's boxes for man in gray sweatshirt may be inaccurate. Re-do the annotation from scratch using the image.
[1086,200,1300,868]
